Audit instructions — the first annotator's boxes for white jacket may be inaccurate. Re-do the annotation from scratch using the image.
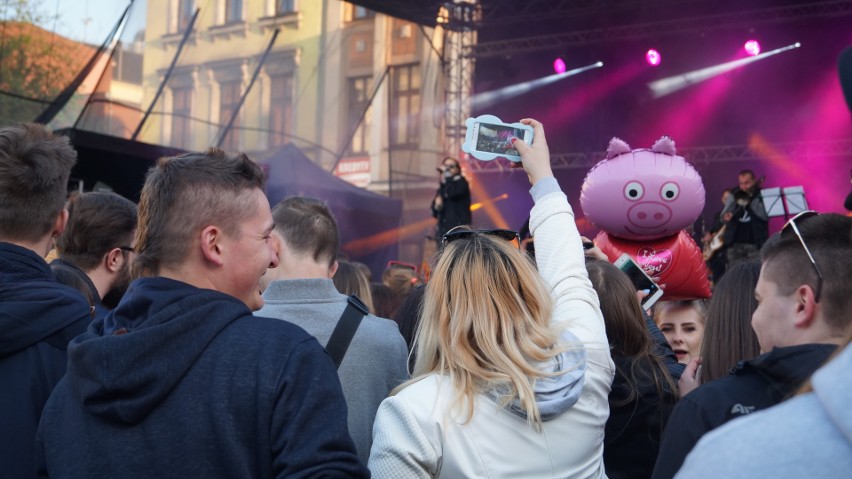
[369,182,614,478]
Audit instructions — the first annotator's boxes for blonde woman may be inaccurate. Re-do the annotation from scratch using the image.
[368,120,614,478]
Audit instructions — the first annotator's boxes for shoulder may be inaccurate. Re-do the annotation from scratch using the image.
[356,315,406,344]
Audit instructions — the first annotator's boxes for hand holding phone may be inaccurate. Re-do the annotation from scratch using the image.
[462,115,534,163]
[614,253,664,311]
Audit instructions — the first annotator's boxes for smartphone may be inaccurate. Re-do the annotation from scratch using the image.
[462,115,534,163]
[614,253,664,311]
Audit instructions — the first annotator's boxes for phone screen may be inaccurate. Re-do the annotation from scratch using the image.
[475,122,526,156]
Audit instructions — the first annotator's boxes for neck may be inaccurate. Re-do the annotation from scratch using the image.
[85,267,112,300]
[1,236,53,258]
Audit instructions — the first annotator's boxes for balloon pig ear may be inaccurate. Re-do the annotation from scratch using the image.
[606,137,631,159]
[651,136,676,155]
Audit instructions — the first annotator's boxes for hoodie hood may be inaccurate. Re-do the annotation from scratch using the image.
[0,242,91,357]
[811,343,852,442]
[65,277,250,425]
[487,329,587,421]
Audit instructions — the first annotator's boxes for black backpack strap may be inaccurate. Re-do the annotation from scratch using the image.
[325,295,368,369]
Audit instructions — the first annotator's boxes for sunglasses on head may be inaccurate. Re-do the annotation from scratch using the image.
[441,228,521,249]
[386,260,417,273]
[781,210,822,303]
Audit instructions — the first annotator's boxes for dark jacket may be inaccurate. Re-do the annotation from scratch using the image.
[0,242,91,479]
[722,189,769,248]
[431,174,472,238]
[651,343,836,479]
[49,258,109,321]
[605,355,678,479]
[36,277,369,479]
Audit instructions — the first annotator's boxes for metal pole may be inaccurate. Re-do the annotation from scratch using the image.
[131,7,200,141]
[214,28,280,148]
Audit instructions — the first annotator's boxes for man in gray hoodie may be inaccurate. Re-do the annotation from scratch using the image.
[256,196,409,463]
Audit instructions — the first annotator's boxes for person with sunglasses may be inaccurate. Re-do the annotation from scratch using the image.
[369,120,614,478]
[652,211,851,479]
[431,157,472,248]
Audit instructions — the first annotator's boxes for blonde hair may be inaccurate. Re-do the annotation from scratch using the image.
[400,230,563,425]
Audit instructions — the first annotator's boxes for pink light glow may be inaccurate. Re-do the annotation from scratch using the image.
[744,40,761,56]
[553,58,567,74]
[646,49,661,66]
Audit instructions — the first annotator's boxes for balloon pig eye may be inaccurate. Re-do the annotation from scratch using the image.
[661,182,680,201]
[624,182,644,201]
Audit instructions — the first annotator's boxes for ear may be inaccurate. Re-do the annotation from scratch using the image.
[104,248,124,273]
[327,259,339,279]
[606,137,631,159]
[792,284,819,329]
[52,208,69,238]
[200,225,225,266]
[651,136,676,155]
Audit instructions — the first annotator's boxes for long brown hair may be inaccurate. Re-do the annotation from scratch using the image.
[700,261,761,383]
[585,260,677,405]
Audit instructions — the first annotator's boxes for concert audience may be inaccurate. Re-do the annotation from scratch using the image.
[652,212,850,479]
[370,282,403,320]
[333,259,375,313]
[369,120,614,477]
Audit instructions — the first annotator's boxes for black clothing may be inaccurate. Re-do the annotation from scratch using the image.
[722,188,768,249]
[651,343,837,479]
[605,355,678,479]
[0,242,91,479]
[845,189,852,211]
[50,258,109,321]
[431,174,472,240]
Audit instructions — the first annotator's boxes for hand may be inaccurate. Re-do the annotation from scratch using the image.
[722,212,733,222]
[511,119,553,186]
[434,195,443,210]
[678,356,702,397]
[581,236,608,261]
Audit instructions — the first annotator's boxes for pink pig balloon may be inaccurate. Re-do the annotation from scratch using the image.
[580,137,706,241]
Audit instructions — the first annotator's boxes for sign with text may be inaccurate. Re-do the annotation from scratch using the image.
[335,157,371,187]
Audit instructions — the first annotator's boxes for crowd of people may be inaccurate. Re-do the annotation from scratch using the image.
[2,120,851,478]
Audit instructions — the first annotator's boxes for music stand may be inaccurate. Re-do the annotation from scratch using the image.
[760,185,808,221]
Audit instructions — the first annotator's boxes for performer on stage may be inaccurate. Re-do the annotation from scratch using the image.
[721,169,767,267]
[431,157,471,246]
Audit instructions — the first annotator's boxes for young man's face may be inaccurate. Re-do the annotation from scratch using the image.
[223,189,278,311]
[752,264,798,353]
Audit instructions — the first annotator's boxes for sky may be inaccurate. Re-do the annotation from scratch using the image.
[14,0,136,44]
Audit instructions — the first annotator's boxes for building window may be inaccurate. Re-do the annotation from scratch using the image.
[177,0,194,32]
[276,0,296,15]
[346,3,375,22]
[348,76,371,154]
[225,0,242,23]
[172,87,192,149]
[220,80,241,151]
[269,74,294,148]
[390,64,420,146]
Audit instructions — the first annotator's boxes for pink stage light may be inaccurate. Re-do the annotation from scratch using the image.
[553,58,567,74]
[744,40,761,56]
[646,49,661,66]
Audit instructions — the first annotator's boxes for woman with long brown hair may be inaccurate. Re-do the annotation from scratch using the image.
[585,260,678,479]
[368,120,613,478]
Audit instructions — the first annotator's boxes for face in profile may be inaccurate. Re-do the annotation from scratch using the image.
[751,267,796,354]
[225,189,278,311]
[657,305,705,364]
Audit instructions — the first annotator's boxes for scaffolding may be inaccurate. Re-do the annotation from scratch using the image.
[439,1,480,157]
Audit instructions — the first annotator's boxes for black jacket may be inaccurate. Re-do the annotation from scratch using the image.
[37,277,368,478]
[431,174,472,238]
[0,242,91,479]
[651,343,837,479]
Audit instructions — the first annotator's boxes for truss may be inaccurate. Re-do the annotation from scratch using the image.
[469,1,852,58]
[464,139,852,171]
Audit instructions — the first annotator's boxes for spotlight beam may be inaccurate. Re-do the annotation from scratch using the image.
[648,42,801,98]
[471,61,604,110]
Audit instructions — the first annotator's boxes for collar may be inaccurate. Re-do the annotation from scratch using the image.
[261,278,343,303]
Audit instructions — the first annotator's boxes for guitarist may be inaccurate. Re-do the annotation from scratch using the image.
[721,170,768,267]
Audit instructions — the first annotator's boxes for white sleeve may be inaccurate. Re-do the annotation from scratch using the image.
[369,396,440,479]
[529,190,612,369]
